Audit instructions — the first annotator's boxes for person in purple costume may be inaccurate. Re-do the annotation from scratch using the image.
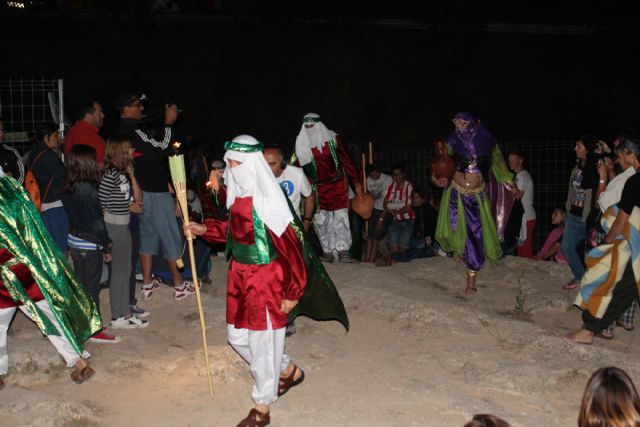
[432,112,516,294]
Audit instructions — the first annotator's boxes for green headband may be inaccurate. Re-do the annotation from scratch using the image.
[303,116,321,123]
[224,140,264,152]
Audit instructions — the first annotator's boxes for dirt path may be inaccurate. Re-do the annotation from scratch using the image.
[2,256,639,427]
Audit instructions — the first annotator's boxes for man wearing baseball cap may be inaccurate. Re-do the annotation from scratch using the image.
[116,93,195,302]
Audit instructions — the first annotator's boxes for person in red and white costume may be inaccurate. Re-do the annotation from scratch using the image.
[295,113,362,263]
[185,135,306,427]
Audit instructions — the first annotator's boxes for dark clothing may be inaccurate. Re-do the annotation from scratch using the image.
[619,171,640,215]
[27,142,65,204]
[413,203,437,241]
[118,118,175,193]
[0,143,24,184]
[392,203,438,262]
[70,247,104,312]
[568,163,599,218]
[61,181,111,253]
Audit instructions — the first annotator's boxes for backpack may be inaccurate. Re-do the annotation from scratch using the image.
[24,150,52,212]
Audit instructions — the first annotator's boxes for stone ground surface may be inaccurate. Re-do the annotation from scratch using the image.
[1,255,639,427]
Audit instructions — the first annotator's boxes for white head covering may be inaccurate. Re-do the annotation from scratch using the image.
[295,112,337,166]
[223,135,293,237]
[0,166,4,177]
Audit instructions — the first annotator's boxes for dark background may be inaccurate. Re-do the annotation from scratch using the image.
[1,0,639,250]
[1,0,639,149]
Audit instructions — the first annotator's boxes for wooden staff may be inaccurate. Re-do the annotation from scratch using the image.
[368,141,373,165]
[361,152,368,236]
[169,154,215,399]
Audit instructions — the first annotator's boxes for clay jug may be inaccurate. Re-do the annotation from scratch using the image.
[431,140,456,181]
[351,190,375,220]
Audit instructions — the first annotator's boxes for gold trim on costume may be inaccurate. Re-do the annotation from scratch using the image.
[453,181,485,196]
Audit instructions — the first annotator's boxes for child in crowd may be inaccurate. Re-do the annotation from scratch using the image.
[534,207,567,264]
[61,145,120,343]
[578,367,640,427]
[99,136,149,328]
[392,187,437,262]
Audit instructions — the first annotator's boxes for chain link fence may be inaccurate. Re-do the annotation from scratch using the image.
[0,78,65,155]
[352,140,576,252]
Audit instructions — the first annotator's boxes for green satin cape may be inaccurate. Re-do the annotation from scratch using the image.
[285,197,350,331]
[0,176,102,355]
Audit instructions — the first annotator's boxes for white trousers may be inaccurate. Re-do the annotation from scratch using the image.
[227,311,291,405]
[0,299,90,375]
[314,208,352,253]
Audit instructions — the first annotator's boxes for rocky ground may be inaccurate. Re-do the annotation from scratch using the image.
[2,255,639,427]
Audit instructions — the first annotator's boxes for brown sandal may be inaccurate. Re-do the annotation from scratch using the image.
[236,408,270,427]
[278,364,305,397]
[70,365,95,384]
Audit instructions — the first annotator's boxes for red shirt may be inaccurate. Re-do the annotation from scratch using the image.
[64,120,106,166]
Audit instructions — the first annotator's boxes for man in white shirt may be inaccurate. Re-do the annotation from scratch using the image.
[263,145,315,337]
[508,150,536,258]
[363,164,393,262]
[263,145,315,231]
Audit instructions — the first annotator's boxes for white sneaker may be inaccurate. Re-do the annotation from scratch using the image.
[110,315,149,329]
[174,281,196,301]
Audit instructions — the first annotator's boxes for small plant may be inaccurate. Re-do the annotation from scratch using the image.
[22,354,39,374]
[512,273,532,321]
[515,288,527,313]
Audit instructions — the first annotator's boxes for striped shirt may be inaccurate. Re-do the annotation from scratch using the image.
[67,234,99,251]
[99,168,132,216]
[384,180,415,221]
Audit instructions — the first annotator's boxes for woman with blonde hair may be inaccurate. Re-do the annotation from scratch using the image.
[579,367,640,427]
[99,135,147,330]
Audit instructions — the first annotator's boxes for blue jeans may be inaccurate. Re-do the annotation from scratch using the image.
[41,206,69,253]
[561,213,586,281]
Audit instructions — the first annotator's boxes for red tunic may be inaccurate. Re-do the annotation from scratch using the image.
[0,248,44,309]
[201,197,306,330]
[308,138,361,211]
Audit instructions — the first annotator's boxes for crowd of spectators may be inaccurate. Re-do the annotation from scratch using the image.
[2,105,640,423]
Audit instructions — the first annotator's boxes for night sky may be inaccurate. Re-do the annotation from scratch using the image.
[1,0,639,148]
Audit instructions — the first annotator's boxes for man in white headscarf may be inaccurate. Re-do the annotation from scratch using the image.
[294,113,362,263]
[186,135,306,427]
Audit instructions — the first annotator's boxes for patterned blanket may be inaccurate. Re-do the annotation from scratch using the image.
[575,205,640,318]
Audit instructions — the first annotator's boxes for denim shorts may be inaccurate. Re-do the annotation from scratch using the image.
[138,192,183,260]
[387,219,415,248]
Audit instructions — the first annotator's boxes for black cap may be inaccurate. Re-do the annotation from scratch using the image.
[115,93,143,112]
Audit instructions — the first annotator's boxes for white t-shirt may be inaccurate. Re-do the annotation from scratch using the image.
[515,170,536,221]
[367,173,393,210]
[276,165,312,219]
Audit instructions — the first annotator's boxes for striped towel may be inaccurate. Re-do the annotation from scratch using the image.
[575,205,640,318]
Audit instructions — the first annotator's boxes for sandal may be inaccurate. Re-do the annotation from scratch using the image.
[278,364,305,397]
[465,269,478,295]
[70,365,95,384]
[617,320,634,331]
[236,408,270,427]
[595,331,614,340]
[0,376,4,390]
